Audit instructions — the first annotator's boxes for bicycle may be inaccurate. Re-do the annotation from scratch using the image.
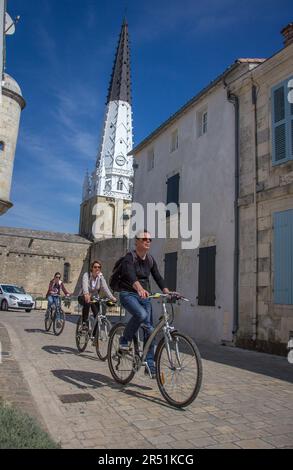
[75,296,115,360]
[107,293,203,408]
[44,295,67,336]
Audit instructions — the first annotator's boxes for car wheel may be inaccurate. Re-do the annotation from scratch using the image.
[25,309,31,313]
[1,300,8,311]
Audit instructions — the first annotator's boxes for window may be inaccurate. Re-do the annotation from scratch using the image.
[105,180,112,191]
[117,179,123,191]
[274,209,293,304]
[272,77,293,165]
[202,111,208,134]
[164,252,177,291]
[166,173,180,217]
[147,148,154,171]
[197,108,208,137]
[197,246,216,306]
[0,141,4,152]
[170,129,179,152]
[63,263,71,283]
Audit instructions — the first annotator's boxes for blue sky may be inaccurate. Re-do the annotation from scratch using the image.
[1,0,292,233]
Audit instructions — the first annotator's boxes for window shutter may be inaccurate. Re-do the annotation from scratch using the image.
[164,252,177,291]
[166,173,180,206]
[274,210,293,305]
[198,246,216,306]
[272,85,287,163]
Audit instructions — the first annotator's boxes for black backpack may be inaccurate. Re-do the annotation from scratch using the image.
[109,251,153,292]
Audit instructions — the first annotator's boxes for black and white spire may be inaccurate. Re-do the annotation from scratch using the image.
[83,20,133,202]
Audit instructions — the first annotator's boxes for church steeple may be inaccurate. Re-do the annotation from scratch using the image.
[106,19,131,105]
[82,20,133,203]
[79,20,133,239]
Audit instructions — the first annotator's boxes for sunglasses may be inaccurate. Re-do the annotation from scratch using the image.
[55,276,61,278]
[137,238,152,242]
[93,265,101,269]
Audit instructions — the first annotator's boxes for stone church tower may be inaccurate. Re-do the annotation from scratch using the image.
[0,1,25,215]
[79,19,133,240]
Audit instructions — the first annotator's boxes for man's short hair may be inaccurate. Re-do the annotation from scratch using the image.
[135,229,150,239]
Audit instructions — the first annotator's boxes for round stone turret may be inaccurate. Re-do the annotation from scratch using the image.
[0,73,26,215]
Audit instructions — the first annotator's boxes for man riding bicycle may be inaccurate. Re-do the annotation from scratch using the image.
[118,230,170,378]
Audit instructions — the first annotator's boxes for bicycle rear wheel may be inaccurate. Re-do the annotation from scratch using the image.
[107,323,136,384]
[53,308,65,336]
[95,318,111,361]
[156,331,202,408]
[75,316,89,352]
[45,308,53,332]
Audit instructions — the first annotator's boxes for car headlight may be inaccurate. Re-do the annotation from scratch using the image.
[9,295,18,300]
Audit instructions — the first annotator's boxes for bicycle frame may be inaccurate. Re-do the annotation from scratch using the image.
[87,299,111,338]
[139,300,176,368]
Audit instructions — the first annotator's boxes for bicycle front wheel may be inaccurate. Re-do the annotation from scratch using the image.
[45,308,53,332]
[75,316,89,352]
[53,308,65,336]
[107,323,136,385]
[156,331,202,408]
[95,318,111,361]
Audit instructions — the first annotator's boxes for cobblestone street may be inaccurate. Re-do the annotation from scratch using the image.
[0,310,292,449]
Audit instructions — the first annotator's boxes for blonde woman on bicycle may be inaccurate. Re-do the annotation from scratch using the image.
[78,260,116,332]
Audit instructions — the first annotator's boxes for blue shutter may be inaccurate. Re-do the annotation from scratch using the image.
[274,210,293,304]
[290,100,293,159]
[272,85,287,163]
[272,77,293,165]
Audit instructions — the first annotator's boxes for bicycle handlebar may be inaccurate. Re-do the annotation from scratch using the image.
[149,292,190,302]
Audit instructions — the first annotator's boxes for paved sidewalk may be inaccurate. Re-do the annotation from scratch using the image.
[0,322,46,429]
[0,310,293,449]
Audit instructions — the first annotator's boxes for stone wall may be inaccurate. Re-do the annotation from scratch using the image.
[90,237,126,284]
[0,227,91,299]
[230,42,293,355]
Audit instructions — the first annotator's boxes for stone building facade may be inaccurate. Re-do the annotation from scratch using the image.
[0,227,91,299]
[130,60,262,344]
[228,24,293,354]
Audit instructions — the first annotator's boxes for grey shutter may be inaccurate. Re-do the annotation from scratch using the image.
[166,173,180,206]
[198,246,216,306]
[164,252,177,291]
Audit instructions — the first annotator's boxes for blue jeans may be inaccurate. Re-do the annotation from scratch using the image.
[47,296,61,318]
[119,291,155,370]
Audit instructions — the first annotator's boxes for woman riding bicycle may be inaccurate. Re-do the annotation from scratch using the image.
[45,272,70,318]
[79,260,116,332]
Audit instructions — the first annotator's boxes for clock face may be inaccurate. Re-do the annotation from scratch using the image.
[115,155,126,166]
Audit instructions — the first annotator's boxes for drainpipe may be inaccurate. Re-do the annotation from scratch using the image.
[252,81,259,342]
[227,91,240,341]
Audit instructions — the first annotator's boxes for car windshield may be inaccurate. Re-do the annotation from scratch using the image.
[2,285,26,294]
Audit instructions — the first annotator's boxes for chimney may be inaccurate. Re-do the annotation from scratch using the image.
[281,23,293,47]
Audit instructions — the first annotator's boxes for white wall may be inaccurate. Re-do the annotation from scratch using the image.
[134,85,235,343]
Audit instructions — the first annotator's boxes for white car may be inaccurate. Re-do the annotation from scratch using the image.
[0,284,35,312]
